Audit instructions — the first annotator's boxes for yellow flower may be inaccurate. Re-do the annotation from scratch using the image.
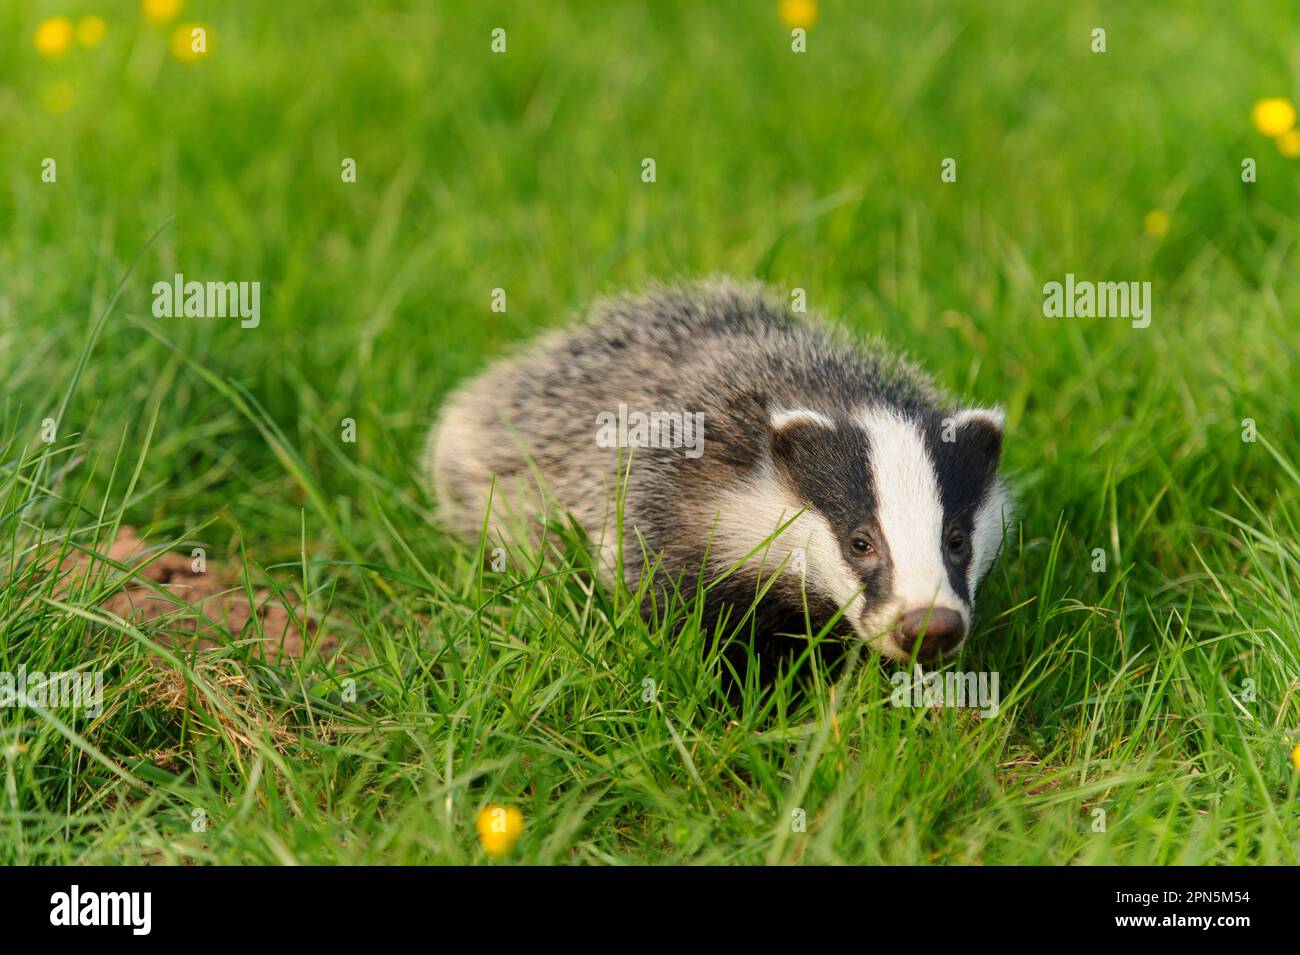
[1291,744,1300,771]
[142,0,183,25]
[34,17,74,59]
[779,0,818,30]
[170,23,212,62]
[1144,210,1169,238]
[76,15,108,48]
[1276,129,1300,158]
[475,804,524,857]
[1251,97,1296,137]
[43,81,74,114]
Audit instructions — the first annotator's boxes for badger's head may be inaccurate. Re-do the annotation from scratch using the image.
[761,404,1011,662]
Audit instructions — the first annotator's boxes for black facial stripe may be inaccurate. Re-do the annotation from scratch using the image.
[770,416,895,613]
[771,417,875,531]
[858,535,893,612]
[923,411,1003,603]
[944,535,972,603]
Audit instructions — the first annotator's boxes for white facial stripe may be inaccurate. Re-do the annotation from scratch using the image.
[708,468,863,611]
[857,408,962,614]
[770,407,836,431]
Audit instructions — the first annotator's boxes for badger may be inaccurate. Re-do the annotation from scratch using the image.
[426,280,1011,665]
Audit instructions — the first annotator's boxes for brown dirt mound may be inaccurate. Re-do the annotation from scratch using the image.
[47,526,338,663]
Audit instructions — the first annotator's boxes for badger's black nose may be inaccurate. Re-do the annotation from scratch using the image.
[894,607,965,660]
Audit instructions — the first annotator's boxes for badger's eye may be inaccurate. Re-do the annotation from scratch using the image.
[946,528,968,555]
[850,536,873,555]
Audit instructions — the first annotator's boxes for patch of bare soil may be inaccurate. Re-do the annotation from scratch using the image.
[47,526,339,663]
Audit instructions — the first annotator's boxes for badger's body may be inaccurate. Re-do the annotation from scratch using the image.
[428,280,1011,662]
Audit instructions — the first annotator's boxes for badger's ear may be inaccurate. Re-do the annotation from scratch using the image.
[949,406,1005,477]
[769,407,836,476]
[770,407,837,433]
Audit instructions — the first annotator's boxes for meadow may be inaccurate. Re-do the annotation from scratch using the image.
[1,0,1298,864]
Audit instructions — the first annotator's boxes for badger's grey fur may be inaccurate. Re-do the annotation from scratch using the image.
[426,279,1011,663]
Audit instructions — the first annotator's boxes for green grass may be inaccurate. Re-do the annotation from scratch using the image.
[2,0,1299,864]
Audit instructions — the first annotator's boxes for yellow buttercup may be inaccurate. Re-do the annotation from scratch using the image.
[475,804,524,857]
[1251,97,1296,137]
[34,17,74,59]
